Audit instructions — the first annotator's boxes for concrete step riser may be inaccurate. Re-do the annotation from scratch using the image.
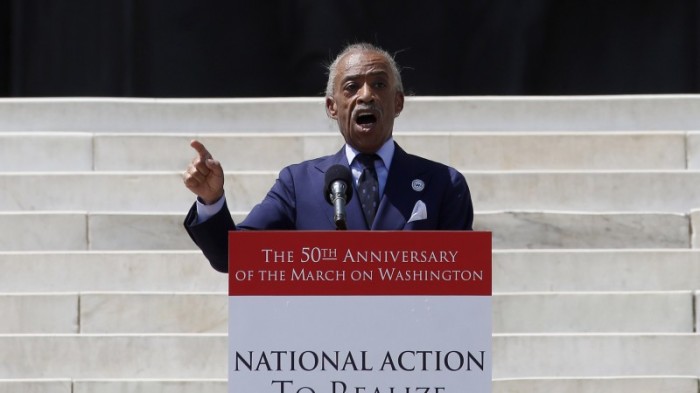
[1,132,691,171]
[493,250,700,292]
[0,377,698,393]
[2,250,697,293]
[0,212,692,251]
[493,377,699,393]
[0,335,226,378]
[1,378,697,393]
[0,252,226,293]
[3,172,700,213]
[493,334,700,378]
[1,334,698,379]
[3,292,697,334]
[2,96,700,132]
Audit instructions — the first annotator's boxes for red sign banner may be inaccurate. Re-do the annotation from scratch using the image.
[228,231,491,296]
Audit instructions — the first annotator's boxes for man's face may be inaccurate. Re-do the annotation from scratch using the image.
[326,50,404,153]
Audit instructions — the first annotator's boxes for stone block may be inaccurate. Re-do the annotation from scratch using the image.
[477,211,690,249]
[396,95,700,132]
[5,171,700,214]
[301,134,345,160]
[0,213,87,251]
[353,132,688,171]
[687,131,700,169]
[0,334,226,378]
[3,96,700,133]
[80,293,227,333]
[94,133,308,171]
[0,173,216,212]
[493,334,700,378]
[0,251,226,292]
[493,292,693,333]
[468,171,700,213]
[0,380,72,393]
[0,132,93,171]
[0,294,78,333]
[493,377,698,393]
[692,209,700,248]
[88,213,195,250]
[445,132,686,170]
[0,98,336,133]
[493,250,700,292]
[696,291,700,331]
[73,380,227,393]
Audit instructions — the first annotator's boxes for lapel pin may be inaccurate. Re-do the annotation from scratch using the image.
[411,179,425,192]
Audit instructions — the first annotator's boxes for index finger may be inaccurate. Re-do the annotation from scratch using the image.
[190,139,212,159]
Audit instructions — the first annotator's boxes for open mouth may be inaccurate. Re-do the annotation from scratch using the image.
[356,113,377,125]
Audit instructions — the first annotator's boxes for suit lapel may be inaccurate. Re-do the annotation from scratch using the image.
[373,144,430,230]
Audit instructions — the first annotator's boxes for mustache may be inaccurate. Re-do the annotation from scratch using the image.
[352,104,382,117]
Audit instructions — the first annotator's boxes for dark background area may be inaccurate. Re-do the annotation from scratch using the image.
[1,0,699,97]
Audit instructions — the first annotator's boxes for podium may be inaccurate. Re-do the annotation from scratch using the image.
[228,231,492,393]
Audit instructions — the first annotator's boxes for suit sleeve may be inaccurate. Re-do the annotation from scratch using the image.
[438,168,474,230]
[184,200,235,273]
[183,166,298,273]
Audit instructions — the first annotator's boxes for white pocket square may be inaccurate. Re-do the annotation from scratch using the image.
[408,200,427,223]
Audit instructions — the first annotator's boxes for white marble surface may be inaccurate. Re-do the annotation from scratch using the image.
[696,291,700,331]
[0,294,78,333]
[477,211,690,249]
[493,250,700,292]
[493,292,694,333]
[0,380,72,393]
[0,251,226,292]
[87,213,195,250]
[398,132,687,170]
[493,377,699,393]
[2,96,700,132]
[3,171,700,214]
[72,380,227,393]
[13,131,679,172]
[468,171,700,213]
[0,335,226,378]
[0,213,87,251]
[493,334,700,378]
[0,133,93,171]
[692,209,700,248]
[80,293,227,333]
[687,131,700,169]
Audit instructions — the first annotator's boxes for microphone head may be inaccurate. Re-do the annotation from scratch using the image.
[324,164,353,204]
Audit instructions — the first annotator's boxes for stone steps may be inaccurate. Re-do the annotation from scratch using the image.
[1,377,697,393]
[1,291,696,334]
[1,96,700,132]
[2,171,700,213]
[1,334,699,379]
[0,334,226,378]
[1,131,696,171]
[1,250,698,293]
[0,211,696,251]
[493,334,700,379]
[1,96,699,390]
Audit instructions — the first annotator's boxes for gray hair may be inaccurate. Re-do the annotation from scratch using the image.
[325,43,404,98]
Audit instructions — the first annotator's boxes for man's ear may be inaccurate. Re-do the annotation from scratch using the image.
[325,97,338,119]
[394,92,405,117]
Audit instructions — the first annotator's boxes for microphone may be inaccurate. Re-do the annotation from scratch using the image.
[324,165,354,230]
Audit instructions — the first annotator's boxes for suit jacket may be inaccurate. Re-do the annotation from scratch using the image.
[184,143,473,272]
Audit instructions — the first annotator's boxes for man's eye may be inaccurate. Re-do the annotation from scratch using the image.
[374,82,386,89]
[345,83,358,91]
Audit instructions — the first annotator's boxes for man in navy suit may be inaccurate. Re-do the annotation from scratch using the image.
[183,43,473,273]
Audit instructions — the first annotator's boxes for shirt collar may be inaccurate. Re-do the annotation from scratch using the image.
[344,137,395,169]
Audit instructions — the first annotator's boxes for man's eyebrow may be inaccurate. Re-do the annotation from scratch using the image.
[341,70,390,82]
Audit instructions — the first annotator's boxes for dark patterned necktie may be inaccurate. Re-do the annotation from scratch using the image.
[356,153,380,226]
